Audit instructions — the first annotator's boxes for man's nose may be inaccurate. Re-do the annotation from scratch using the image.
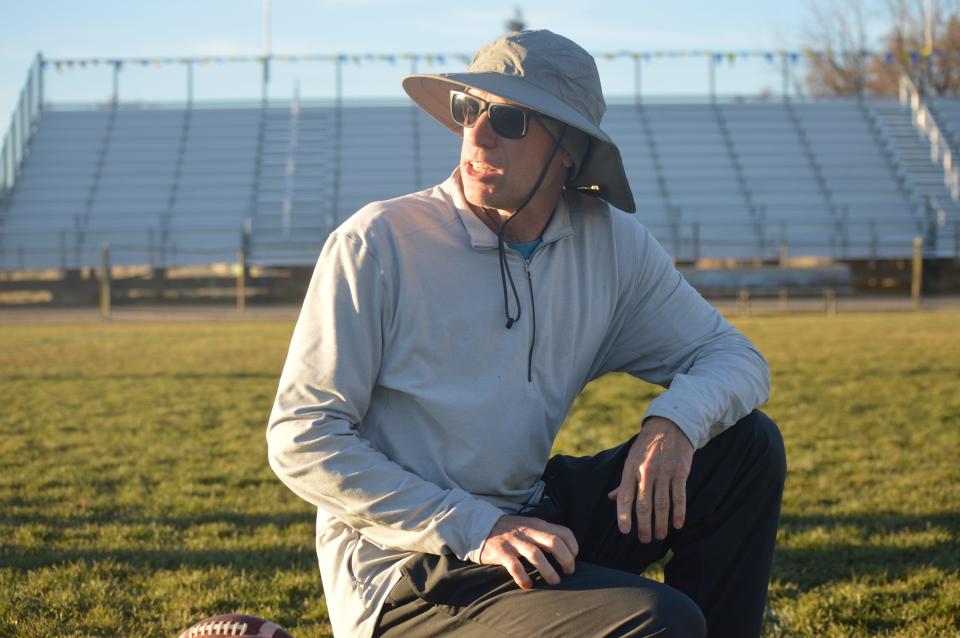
[465,111,497,148]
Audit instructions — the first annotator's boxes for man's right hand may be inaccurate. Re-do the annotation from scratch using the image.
[479,515,579,589]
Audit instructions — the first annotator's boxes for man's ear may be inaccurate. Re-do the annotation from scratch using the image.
[560,148,573,169]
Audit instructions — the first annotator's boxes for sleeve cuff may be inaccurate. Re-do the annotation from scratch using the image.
[644,393,707,449]
[460,502,506,564]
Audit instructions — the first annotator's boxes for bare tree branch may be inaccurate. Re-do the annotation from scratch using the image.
[803,0,960,96]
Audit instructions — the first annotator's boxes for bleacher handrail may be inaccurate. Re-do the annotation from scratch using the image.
[1,53,44,211]
[899,74,960,200]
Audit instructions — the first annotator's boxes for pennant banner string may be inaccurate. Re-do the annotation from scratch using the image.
[41,48,950,70]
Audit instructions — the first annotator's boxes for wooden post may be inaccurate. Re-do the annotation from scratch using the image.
[237,248,247,313]
[736,289,750,316]
[912,236,923,310]
[824,288,837,315]
[99,243,111,318]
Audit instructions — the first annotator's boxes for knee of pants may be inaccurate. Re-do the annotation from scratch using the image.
[742,409,788,487]
[648,587,707,638]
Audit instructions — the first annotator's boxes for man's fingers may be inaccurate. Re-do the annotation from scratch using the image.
[616,467,638,534]
[653,474,671,540]
[516,542,561,586]
[635,468,653,543]
[523,526,576,575]
[543,521,579,561]
[480,516,583,589]
[672,474,687,530]
[500,553,534,590]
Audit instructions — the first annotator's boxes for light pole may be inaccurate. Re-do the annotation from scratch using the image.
[924,0,933,92]
[262,0,272,103]
[264,0,272,57]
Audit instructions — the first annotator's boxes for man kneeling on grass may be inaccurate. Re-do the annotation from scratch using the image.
[267,29,786,638]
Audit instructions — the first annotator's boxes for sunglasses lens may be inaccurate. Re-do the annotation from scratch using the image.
[489,105,527,139]
[451,93,481,127]
[450,91,528,139]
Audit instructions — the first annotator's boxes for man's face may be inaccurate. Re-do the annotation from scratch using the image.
[459,89,569,213]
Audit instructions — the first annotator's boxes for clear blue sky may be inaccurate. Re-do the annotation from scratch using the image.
[2,0,892,127]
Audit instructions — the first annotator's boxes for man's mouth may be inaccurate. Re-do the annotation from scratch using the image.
[464,160,502,179]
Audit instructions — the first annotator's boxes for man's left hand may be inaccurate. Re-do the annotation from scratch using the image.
[607,416,694,543]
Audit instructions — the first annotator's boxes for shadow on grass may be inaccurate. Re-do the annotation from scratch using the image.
[773,511,960,589]
[0,511,321,572]
[0,546,315,571]
[2,371,277,382]
[4,509,956,587]
[1,510,312,531]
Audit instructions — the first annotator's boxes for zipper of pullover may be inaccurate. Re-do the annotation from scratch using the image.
[523,258,536,383]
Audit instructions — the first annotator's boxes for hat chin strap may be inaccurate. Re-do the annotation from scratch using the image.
[496,124,567,329]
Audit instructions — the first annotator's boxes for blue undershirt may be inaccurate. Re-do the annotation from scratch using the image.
[506,238,542,261]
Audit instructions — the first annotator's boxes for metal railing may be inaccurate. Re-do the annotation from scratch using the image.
[899,74,960,199]
[0,53,44,211]
[1,217,953,273]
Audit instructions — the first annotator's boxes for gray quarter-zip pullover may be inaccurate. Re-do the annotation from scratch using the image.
[267,171,770,638]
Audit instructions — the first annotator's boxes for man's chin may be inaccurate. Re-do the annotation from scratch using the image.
[459,175,516,213]
[463,190,504,213]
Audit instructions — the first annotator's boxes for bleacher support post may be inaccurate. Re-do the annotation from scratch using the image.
[59,231,67,275]
[912,236,923,310]
[633,55,642,106]
[708,56,716,103]
[410,59,422,190]
[148,229,155,273]
[692,222,700,264]
[261,57,270,104]
[111,61,120,105]
[778,288,788,312]
[954,217,959,262]
[37,52,44,111]
[781,53,789,100]
[186,62,194,106]
[99,243,111,318]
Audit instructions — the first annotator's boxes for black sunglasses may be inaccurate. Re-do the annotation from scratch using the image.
[449,90,537,139]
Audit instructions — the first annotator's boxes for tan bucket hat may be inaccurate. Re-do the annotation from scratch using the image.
[402,29,636,213]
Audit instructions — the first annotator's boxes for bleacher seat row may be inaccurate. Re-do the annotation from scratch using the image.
[0,98,957,269]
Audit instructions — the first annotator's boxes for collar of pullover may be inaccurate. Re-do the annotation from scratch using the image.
[446,169,574,251]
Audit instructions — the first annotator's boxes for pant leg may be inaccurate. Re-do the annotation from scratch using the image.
[663,410,787,638]
[373,410,784,638]
[374,553,706,638]
[542,410,787,638]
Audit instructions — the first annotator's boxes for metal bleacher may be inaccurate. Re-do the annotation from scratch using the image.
[0,95,956,271]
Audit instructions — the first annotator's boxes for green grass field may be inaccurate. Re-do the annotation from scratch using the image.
[1,313,958,637]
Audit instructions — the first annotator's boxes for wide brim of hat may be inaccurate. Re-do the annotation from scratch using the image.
[402,72,636,213]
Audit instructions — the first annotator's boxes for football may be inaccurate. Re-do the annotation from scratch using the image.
[177,614,294,638]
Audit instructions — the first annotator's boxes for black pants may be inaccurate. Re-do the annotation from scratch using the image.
[374,410,787,638]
